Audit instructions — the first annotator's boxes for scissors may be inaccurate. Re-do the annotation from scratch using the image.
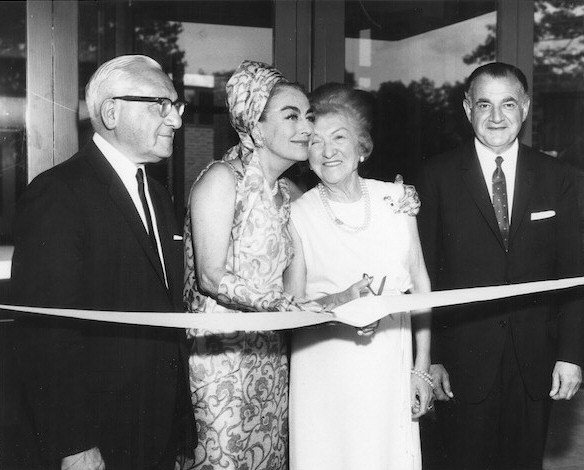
[363,273,386,296]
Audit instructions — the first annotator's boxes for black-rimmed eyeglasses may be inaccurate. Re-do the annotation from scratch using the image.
[112,95,186,117]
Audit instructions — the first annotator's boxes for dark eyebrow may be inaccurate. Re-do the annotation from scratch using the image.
[475,96,519,104]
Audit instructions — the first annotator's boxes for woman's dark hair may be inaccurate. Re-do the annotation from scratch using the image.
[259,81,307,122]
[309,82,375,158]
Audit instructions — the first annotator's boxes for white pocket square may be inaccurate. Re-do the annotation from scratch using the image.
[173,235,183,241]
[530,210,555,221]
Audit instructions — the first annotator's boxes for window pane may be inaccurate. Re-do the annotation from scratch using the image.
[531,1,584,164]
[167,2,273,205]
[78,0,273,213]
[345,1,497,182]
[531,1,584,261]
[0,1,26,243]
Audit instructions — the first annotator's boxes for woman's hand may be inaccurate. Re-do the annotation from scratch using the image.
[342,276,379,336]
[356,320,380,337]
[340,275,373,304]
[411,371,434,418]
[290,298,335,315]
[317,275,372,309]
[430,364,454,401]
[394,174,421,216]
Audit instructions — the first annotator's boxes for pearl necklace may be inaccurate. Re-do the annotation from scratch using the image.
[318,178,371,232]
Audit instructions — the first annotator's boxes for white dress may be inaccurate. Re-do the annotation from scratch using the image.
[289,179,422,470]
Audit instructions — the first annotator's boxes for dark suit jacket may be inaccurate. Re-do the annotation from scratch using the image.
[417,141,584,403]
[11,140,193,468]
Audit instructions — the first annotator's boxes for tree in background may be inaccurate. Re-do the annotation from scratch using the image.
[134,20,186,78]
[464,0,584,89]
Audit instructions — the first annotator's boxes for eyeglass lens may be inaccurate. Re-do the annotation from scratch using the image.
[161,99,185,117]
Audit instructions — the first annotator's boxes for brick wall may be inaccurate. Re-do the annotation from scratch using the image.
[184,124,214,202]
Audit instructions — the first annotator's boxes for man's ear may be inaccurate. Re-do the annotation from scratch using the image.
[521,96,531,123]
[100,99,118,130]
[462,93,472,123]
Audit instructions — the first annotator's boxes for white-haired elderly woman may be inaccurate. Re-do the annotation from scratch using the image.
[286,83,432,470]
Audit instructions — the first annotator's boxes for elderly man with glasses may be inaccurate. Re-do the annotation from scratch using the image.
[12,55,194,470]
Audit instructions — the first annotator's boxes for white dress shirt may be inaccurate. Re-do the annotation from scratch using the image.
[93,133,168,286]
[475,138,518,223]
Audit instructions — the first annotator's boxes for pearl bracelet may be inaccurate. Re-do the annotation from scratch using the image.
[411,368,434,389]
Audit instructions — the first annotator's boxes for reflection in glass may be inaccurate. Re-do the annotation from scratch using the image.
[78,0,273,213]
[0,1,26,243]
[174,17,272,203]
[344,1,496,182]
[530,1,584,260]
[531,1,584,166]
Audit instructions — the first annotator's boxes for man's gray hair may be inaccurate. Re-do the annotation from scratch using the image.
[85,55,162,128]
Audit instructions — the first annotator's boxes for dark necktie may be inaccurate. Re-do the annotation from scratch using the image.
[136,168,160,253]
[492,156,509,249]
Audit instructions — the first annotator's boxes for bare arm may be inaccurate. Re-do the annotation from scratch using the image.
[406,216,434,417]
[283,221,307,299]
[407,216,431,369]
[190,163,298,311]
[190,163,237,298]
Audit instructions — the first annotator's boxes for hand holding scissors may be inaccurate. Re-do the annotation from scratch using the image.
[363,273,386,296]
[357,273,387,336]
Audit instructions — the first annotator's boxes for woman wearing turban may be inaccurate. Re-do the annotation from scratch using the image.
[182,61,325,469]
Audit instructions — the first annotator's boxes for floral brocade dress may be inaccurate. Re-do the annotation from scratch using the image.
[183,156,293,470]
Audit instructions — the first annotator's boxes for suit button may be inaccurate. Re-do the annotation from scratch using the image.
[499,320,507,327]
[169,358,179,370]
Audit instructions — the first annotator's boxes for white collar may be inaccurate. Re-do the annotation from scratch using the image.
[474,138,519,165]
[93,132,144,179]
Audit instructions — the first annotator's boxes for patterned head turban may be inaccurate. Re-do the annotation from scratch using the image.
[223,60,287,162]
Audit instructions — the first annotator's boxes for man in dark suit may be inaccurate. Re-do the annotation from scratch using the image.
[417,62,583,470]
[11,55,193,469]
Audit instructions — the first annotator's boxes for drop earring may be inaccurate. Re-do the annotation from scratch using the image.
[359,156,365,163]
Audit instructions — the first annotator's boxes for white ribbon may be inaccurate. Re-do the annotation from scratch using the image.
[5,276,584,332]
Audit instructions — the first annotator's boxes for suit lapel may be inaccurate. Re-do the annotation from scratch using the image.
[509,145,535,243]
[86,142,168,288]
[460,144,506,249]
[149,183,176,294]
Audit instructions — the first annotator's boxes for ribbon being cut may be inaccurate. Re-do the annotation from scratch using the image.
[4,276,584,331]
